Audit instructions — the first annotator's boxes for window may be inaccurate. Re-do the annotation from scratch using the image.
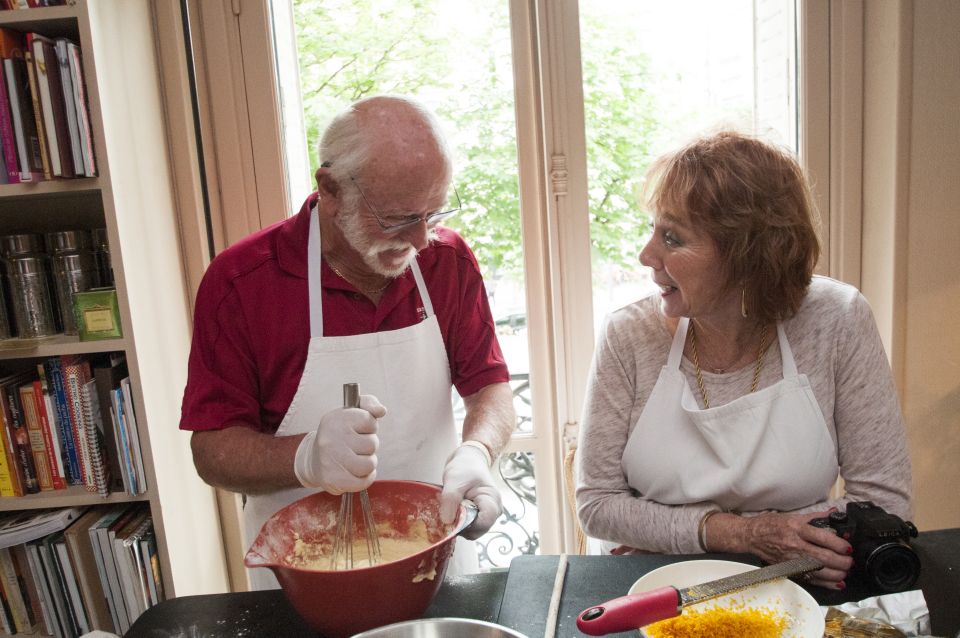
[187,0,822,577]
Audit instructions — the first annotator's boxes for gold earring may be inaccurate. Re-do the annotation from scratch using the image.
[741,288,748,318]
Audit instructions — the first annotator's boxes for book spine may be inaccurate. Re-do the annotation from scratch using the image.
[0,547,29,633]
[66,41,95,176]
[10,545,41,632]
[22,48,50,179]
[63,357,95,492]
[28,383,60,490]
[2,383,38,494]
[43,358,83,486]
[0,425,16,496]
[81,378,108,497]
[0,405,23,496]
[19,384,53,491]
[3,58,35,181]
[32,380,67,491]
[28,34,64,177]
[0,60,20,184]
[21,544,54,636]
[55,39,82,177]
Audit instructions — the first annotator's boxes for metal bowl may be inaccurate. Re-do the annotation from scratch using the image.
[351,617,530,638]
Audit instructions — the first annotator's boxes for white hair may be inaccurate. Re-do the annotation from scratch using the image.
[318,95,453,187]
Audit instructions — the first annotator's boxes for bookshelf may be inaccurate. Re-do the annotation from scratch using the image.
[0,1,228,633]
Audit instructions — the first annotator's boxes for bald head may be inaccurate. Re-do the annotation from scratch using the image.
[319,95,453,197]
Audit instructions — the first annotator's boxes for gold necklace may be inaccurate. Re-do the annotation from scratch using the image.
[690,322,769,409]
[327,261,390,295]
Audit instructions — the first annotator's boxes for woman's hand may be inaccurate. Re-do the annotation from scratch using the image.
[708,510,853,589]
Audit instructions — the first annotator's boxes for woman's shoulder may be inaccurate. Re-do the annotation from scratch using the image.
[602,290,671,345]
[797,276,864,316]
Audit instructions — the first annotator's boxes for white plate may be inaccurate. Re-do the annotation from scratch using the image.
[628,559,825,638]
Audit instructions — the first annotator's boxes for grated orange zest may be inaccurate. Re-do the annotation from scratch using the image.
[645,604,788,638]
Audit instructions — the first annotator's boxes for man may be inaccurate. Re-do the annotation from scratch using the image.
[180,95,516,588]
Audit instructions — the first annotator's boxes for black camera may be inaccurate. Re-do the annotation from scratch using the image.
[809,501,920,593]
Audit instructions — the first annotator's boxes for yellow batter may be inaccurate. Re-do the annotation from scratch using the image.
[285,519,434,570]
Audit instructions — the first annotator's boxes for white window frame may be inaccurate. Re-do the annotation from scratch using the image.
[173,0,843,587]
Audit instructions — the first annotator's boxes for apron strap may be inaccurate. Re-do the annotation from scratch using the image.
[777,323,799,377]
[308,206,323,338]
[410,258,435,318]
[668,317,689,370]
[307,205,437,338]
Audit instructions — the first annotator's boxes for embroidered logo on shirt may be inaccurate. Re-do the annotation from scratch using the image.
[417,306,427,320]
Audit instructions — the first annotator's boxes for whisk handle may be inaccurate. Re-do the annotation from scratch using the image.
[343,383,360,408]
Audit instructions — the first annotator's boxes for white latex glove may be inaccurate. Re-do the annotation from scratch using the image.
[293,395,386,494]
[440,443,501,540]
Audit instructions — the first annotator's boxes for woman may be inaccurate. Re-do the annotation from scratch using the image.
[575,131,913,590]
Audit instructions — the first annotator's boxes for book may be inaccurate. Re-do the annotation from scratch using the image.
[28,379,67,491]
[53,39,82,177]
[65,40,94,176]
[0,546,34,633]
[0,421,17,496]
[16,543,51,636]
[28,33,73,177]
[112,507,148,626]
[0,375,40,494]
[92,358,125,494]
[2,53,43,181]
[0,385,23,496]
[61,356,96,493]
[22,48,50,180]
[39,532,79,637]
[138,525,163,606]
[53,532,88,634]
[19,383,54,491]
[0,570,13,633]
[91,504,135,634]
[81,378,108,497]
[24,541,58,637]
[119,378,145,494]
[63,508,114,632]
[0,508,85,549]
[0,28,23,183]
[40,359,82,487]
[0,38,19,184]
[10,544,42,635]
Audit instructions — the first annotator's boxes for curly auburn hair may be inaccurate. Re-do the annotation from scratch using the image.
[645,131,821,323]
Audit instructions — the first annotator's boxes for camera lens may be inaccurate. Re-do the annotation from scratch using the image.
[864,542,921,592]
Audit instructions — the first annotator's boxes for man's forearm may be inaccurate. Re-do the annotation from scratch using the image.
[190,427,305,494]
[460,382,516,459]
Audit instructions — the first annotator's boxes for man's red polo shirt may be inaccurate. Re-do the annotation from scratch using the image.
[179,193,510,434]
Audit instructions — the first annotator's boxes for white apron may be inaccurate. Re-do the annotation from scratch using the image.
[242,208,472,589]
[621,317,837,520]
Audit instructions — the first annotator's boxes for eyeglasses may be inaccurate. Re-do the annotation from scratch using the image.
[349,175,460,233]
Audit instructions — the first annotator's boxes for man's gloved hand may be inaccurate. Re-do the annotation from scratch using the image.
[293,395,386,494]
[440,443,501,540]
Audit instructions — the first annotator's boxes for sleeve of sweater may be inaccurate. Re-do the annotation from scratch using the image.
[825,291,914,520]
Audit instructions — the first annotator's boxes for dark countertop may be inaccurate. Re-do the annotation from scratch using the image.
[127,528,959,637]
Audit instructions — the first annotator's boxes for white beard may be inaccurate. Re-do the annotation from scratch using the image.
[336,204,436,278]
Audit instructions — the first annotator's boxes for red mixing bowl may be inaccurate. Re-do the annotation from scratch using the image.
[244,480,477,638]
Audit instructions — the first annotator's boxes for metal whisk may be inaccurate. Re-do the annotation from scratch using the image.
[331,383,381,569]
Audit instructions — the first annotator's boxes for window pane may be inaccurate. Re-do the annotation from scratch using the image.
[279,0,536,569]
[580,0,797,327]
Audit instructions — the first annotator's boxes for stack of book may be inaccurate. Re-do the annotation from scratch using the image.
[0,353,146,500]
[0,503,162,636]
[0,26,96,184]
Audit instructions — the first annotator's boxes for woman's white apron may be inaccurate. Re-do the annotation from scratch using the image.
[620,317,837,526]
[242,208,472,589]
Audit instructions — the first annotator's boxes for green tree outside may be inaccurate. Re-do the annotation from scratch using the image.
[292,0,659,280]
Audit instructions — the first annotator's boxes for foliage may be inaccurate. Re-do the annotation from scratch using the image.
[292,0,657,277]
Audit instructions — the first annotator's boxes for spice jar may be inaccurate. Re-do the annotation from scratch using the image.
[92,227,113,287]
[51,251,100,335]
[4,254,58,338]
[0,232,44,259]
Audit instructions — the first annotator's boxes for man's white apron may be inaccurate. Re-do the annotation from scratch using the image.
[242,208,472,589]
